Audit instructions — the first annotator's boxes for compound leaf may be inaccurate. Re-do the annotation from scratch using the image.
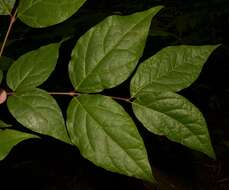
[7,43,60,91]
[66,94,154,182]
[18,0,87,28]
[132,91,215,158]
[0,129,38,160]
[7,88,70,144]
[0,0,15,15]
[131,45,219,97]
[69,6,163,93]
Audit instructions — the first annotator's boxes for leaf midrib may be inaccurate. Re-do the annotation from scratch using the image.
[76,11,153,89]
[132,100,206,146]
[75,97,148,176]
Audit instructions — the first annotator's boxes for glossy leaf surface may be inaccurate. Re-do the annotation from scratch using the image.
[7,43,60,91]
[7,88,70,144]
[131,45,219,97]
[66,94,154,182]
[0,0,15,15]
[69,6,163,93]
[18,0,86,28]
[132,91,215,158]
[0,129,38,160]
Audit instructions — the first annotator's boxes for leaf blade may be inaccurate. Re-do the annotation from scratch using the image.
[66,94,154,182]
[0,129,38,160]
[131,45,219,97]
[69,6,164,93]
[0,0,15,15]
[132,91,215,158]
[18,0,86,28]
[6,43,60,91]
[7,88,70,144]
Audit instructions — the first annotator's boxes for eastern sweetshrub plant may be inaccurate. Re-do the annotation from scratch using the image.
[0,0,219,183]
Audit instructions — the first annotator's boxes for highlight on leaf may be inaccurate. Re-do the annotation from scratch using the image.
[69,6,164,93]
[66,94,155,182]
[132,91,215,158]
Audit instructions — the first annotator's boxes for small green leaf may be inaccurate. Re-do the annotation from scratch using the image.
[0,129,38,160]
[7,88,70,144]
[66,94,154,182]
[0,120,12,128]
[7,43,60,91]
[0,70,2,84]
[18,0,87,28]
[0,0,15,15]
[69,6,164,93]
[131,45,219,97]
[132,91,215,158]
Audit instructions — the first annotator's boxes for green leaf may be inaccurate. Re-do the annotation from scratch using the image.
[0,129,38,160]
[130,45,219,97]
[0,0,15,15]
[7,88,70,144]
[132,91,215,158]
[7,43,60,91]
[18,0,87,28]
[69,6,164,93]
[0,120,12,128]
[66,94,154,182]
[0,70,2,84]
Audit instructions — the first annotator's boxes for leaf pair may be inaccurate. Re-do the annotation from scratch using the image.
[67,5,218,182]
[129,45,219,159]
[6,43,71,144]
[0,0,87,27]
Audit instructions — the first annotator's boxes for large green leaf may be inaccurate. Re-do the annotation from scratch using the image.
[130,45,219,97]
[0,129,38,160]
[18,0,87,28]
[132,91,215,158]
[66,94,154,182]
[7,43,60,91]
[7,88,70,144]
[0,0,15,15]
[69,6,164,93]
[0,120,12,128]
[0,70,2,84]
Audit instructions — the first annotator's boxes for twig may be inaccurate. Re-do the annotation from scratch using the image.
[0,9,17,57]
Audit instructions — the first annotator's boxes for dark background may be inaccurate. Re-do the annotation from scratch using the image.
[0,0,229,189]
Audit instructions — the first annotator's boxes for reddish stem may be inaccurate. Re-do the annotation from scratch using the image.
[0,9,17,57]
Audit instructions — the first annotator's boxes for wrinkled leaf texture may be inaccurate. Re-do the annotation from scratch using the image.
[7,43,60,91]
[7,88,70,144]
[69,6,164,93]
[67,94,155,182]
[132,91,215,158]
[131,45,219,97]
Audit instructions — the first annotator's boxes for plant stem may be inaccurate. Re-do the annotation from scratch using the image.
[49,91,131,102]
[0,9,17,57]
[48,91,80,96]
[7,90,131,103]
